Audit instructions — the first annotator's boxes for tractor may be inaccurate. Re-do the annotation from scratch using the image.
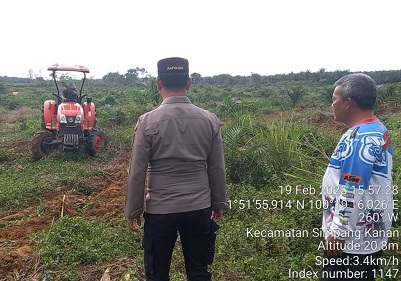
[32,64,106,160]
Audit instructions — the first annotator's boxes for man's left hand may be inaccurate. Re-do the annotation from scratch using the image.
[324,235,345,258]
[127,217,142,233]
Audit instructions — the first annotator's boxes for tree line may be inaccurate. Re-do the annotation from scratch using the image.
[2,68,401,86]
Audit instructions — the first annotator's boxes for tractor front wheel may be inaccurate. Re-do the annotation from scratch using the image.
[86,129,106,157]
[32,131,56,160]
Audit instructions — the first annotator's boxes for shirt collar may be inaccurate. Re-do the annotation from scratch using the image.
[161,96,192,105]
[351,116,378,127]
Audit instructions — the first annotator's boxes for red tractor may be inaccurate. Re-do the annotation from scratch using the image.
[32,64,106,160]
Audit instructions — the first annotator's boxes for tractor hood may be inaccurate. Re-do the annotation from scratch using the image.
[58,102,84,116]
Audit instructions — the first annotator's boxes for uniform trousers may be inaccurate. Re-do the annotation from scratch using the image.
[142,207,219,281]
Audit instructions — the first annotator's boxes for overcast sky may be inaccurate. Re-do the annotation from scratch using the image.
[1,0,400,79]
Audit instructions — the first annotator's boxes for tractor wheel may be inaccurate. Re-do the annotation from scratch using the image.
[86,128,106,157]
[32,131,56,160]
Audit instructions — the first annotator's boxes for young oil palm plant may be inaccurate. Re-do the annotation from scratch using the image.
[374,84,400,116]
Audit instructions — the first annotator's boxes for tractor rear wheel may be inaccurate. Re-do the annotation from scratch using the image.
[32,131,56,160]
[86,128,106,157]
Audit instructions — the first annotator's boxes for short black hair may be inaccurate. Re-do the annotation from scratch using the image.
[159,75,189,89]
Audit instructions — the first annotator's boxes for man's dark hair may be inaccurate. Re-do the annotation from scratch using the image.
[159,74,189,89]
[334,73,377,110]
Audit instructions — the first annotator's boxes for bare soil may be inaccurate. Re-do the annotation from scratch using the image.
[0,107,35,124]
[0,139,136,280]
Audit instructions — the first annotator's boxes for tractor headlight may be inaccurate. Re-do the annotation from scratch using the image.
[75,114,82,123]
[60,113,67,123]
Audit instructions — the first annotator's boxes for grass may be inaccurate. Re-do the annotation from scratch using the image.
[0,149,106,213]
[30,183,324,280]
[30,182,400,280]
[1,81,401,281]
[32,217,141,280]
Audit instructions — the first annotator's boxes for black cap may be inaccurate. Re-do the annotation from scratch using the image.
[157,57,189,75]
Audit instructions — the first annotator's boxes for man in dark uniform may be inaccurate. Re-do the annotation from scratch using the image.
[62,82,78,102]
[125,57,227,281]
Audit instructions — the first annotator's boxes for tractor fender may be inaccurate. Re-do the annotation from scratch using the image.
[43,100,57,130]
[83,102,96,130]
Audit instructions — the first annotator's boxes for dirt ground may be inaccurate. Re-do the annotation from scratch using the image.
[0,140,134,280]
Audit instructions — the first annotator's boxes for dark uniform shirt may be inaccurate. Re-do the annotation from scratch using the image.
[62,89,78,101]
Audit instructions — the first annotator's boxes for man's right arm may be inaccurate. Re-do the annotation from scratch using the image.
[125,119,151,219]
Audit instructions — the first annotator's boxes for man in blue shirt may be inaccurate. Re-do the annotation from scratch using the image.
[321,73,393,281]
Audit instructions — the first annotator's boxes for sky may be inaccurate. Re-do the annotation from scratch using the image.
[1,0,400,79]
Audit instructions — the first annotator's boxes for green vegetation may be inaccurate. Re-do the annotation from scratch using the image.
[1,71,400,280]
[32,217,140,281]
